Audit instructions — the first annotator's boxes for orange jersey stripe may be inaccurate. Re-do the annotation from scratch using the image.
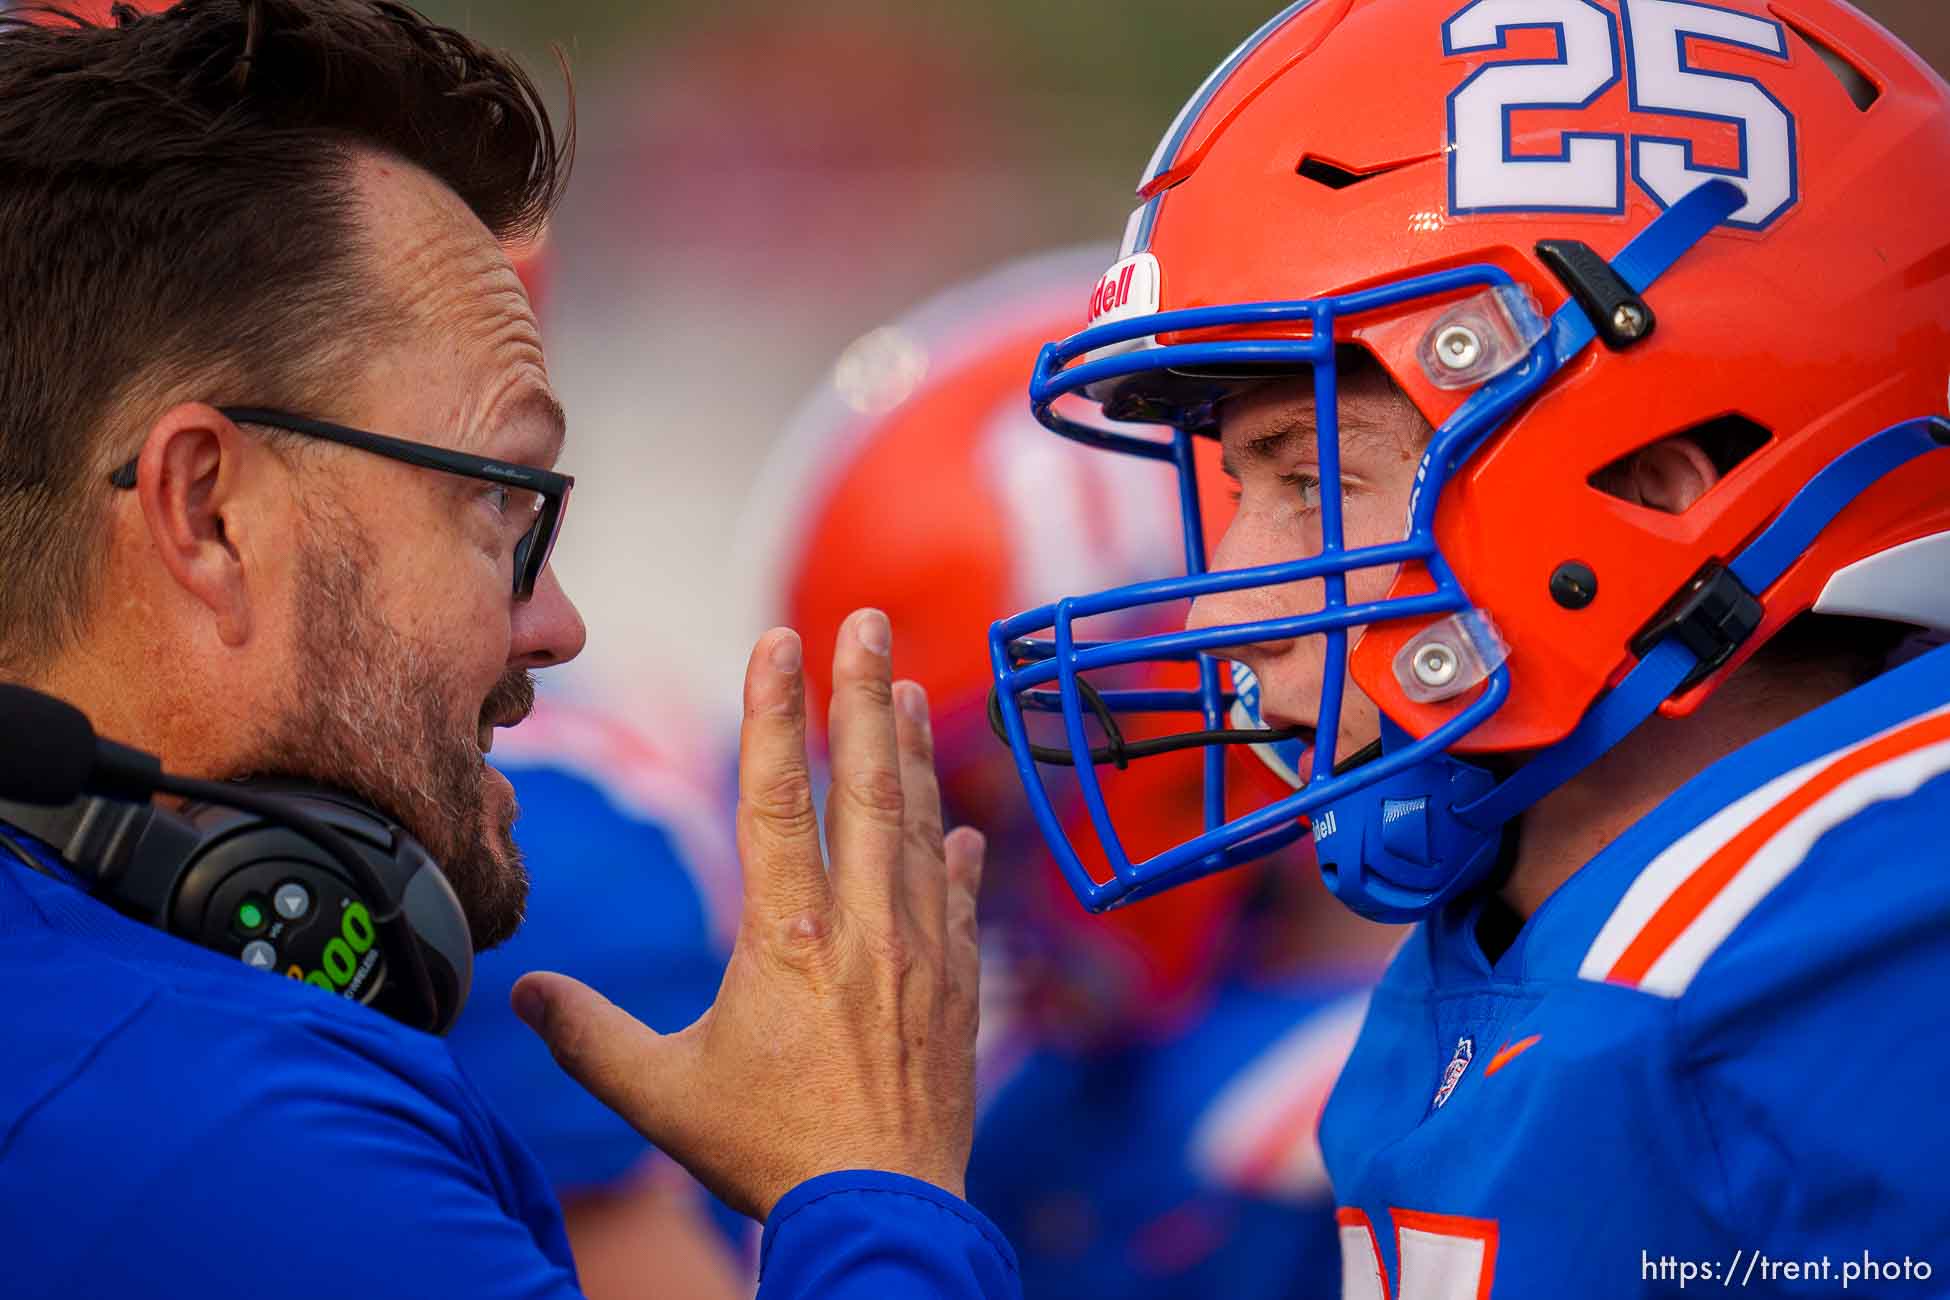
[1606,708,1950,986]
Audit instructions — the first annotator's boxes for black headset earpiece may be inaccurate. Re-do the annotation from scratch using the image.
[0,782,473,1035]
[0,683,472,1034]
[167,786,473,1033]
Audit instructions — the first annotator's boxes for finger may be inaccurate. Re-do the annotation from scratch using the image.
[892,680,947,946]
[512,971,687,1146]
[736,628,833,927]
[943,826,985,1010]
[823,608,905,924]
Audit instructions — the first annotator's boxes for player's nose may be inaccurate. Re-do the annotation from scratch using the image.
[1184,518,1306,655]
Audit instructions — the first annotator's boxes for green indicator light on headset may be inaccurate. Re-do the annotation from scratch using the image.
[235,900,266,934]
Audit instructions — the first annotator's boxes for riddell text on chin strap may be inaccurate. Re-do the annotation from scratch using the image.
[0,684,472,1034]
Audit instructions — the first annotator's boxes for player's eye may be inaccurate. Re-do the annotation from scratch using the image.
[1280,471,1321,512]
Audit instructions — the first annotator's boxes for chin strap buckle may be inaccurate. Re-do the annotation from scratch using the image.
[1536,239,1657,351]
[1630,560,1764,695]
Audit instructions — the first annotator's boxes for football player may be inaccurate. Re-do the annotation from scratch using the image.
[989,2,1950,1295]
[746,248,1393,1299]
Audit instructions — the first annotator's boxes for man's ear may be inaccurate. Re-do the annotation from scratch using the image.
[1592,436,1720,514]
[130,403,264,648]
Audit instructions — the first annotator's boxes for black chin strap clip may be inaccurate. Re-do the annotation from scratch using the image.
[1630,560,1765,695]
[1537,239,1657,351]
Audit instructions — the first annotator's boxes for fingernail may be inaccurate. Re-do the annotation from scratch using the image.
[771,629,803,673]
[855,608,891,657]
[511,981,545,1031]
[898,681,930,724]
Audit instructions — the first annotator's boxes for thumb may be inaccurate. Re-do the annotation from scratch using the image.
[512,970,683,1136]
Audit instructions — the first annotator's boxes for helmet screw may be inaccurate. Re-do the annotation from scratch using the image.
[1611,303,1649,340]
[1433,324,1483,372]
[1550,561,1599,610]
[1412,642,1460,689]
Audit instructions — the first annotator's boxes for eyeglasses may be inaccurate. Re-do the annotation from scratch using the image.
[109,406,573,601]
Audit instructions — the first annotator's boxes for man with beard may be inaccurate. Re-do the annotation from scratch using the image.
[0,4,1012,1298]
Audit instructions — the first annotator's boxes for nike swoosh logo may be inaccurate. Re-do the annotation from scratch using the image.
[1483,1035,1542,1078]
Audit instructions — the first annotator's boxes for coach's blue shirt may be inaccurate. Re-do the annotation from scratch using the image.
[0,837,1019,1299]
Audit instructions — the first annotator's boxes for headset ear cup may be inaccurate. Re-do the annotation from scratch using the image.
[153,787,473,1034]
[395,838,473,1034]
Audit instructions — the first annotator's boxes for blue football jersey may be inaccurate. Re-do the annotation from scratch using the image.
[1322,643,1950,1298]
[968,977,1368,1300]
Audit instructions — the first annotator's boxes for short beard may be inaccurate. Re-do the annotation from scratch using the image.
[234,507,534,951]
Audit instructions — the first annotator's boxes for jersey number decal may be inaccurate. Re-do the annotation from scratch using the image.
[1340,1207,1499,1300]
[1445,0,1796,229]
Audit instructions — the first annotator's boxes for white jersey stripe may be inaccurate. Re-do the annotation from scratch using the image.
[1190,992,1367,1202]
[1580,701,1950,993]
[1638,735,1950,996]
[1577,756,1829,982]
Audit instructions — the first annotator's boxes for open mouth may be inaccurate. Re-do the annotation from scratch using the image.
[476,708,532,756]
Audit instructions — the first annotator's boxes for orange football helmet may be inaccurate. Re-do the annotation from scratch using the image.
[992,0,1950,920]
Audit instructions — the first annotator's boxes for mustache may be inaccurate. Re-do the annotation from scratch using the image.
[480,669,536,728]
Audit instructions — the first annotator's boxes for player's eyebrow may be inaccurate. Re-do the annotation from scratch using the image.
[1222,426,1301,479]
[1220,407,1398,478]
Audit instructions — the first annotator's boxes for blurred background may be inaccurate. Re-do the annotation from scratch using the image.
[412,0,1950,731]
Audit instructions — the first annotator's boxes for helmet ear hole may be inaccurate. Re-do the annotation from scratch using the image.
[1587,415,1774,512]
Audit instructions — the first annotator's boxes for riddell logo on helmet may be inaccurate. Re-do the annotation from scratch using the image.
[1089,265,1136,319]
[1084,253,1161,328]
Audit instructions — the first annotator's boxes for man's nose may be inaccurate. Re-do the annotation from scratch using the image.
[510,563,587,668]
[1185,519,1288,640]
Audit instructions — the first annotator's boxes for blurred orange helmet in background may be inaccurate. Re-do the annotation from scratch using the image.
[745,249,1310,1033]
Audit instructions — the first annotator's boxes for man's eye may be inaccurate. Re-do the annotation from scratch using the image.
[483,484,512,513]
[1280,471,1322,511]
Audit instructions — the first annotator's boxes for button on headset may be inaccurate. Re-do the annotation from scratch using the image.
[273,881,312,921]
[240,940,277,970]
[233,897,269,937]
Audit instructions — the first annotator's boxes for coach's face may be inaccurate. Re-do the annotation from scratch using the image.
[230,154,585,949]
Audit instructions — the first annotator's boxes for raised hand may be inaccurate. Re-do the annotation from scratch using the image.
[512,609,986,1218]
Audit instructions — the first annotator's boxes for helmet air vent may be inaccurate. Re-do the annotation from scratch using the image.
[1296,154,1423,191]
[1780,16,1881,113]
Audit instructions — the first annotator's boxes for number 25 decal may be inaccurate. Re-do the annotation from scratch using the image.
[1446,0,1797,229]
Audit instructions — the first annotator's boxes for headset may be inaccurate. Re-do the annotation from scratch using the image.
[0,684,472,1034]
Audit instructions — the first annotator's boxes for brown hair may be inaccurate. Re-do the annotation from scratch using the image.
[0,0,571,671]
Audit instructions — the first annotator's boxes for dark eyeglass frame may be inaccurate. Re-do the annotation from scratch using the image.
[109,406,573,601]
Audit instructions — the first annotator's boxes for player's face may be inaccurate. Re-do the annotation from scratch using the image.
[236,155,585,951]
[1186,365,1432,773]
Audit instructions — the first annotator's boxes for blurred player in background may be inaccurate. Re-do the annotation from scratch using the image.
[439,243,748,1300]
[446,697,749,1300]
[743,248,1395,1300]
